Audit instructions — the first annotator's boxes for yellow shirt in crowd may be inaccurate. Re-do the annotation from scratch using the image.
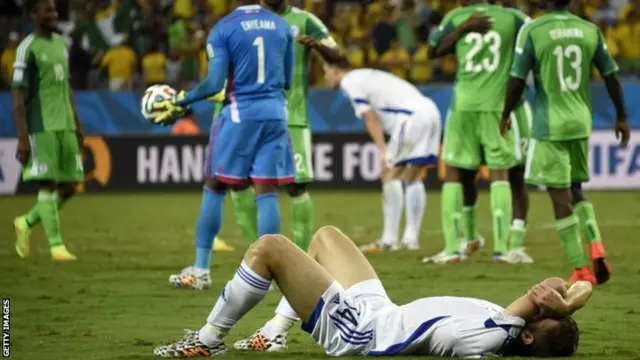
[380,46,410,79]
[411,44,433,83]
[102,45,137,81]
[142,52,167,84]
[1,48,15,83]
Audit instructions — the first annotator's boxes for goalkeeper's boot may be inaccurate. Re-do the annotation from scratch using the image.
[51,245,77,261]
[589,242,612,285]
[212,237,235,252]
[234,329,287,352]
[154,329,227,358]
[169,266,212,290]
[569,267,596,285]
[13,216,31,258]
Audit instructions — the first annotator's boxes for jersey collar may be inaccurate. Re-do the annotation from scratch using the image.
[281,6,293,16]
[237,4,262,10]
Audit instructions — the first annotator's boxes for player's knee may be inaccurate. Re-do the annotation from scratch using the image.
[38,181,57,191]
[311,225,344,248]
[285,183,308,197]
[204,178,228,193]
[249,234,290,260]
[255,183,278,195]
[57,183,77,199]
[570,183,585,204]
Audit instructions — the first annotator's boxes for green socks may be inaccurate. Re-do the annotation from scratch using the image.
[556,214,586,269]
[461,205,477,241]
[291,192,314,251]
[490,181,512,255]
[442,183,463,255]
[230,188,259,244]
[509,219,526,250]
[37,191,63,247]
[24,195,65,228]
[574,201,602,244]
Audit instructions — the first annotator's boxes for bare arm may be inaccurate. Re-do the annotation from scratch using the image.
[428,13,493,59]
[604,73,627,120]
[503,277,583,321]
[362,110,386,153]
[313,39,345,64]
[501,77,527,121]
[12,88,28,139]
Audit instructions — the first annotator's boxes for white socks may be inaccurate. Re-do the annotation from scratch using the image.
[381,179,404,245]
[402,181,426,245]
[262,297,298,338]
[199,261,271,346]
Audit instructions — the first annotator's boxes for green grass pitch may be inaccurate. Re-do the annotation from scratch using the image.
[1,191,640,360]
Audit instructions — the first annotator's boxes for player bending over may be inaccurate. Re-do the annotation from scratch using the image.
[152,1,296,290]
[425,0,530,264]
[323,61,441,252]
[501,0,629,284]
[12,0,85,261]
[229,0,345,352]
[154,225,592,357]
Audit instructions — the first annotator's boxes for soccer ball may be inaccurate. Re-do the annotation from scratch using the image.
[141,84,177,122]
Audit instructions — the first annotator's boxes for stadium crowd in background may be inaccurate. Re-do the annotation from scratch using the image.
[0,0,638,91]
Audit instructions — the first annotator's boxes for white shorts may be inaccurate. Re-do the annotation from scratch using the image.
[386,100,441,168]
[301,279,396,356]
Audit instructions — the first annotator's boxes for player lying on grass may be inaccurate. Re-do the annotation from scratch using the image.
[154,226,592,358]
[322,61,442,253]
[501,0,629,284]
[13,0,84,261]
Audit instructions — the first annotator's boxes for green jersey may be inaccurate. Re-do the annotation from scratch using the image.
[429,4,529,111]
[511,11,618,141]
[12,33,75,134]
[281,6,333,127]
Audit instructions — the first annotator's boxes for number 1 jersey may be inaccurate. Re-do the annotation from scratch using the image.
[429,4,529,112]
[208,4,294,122]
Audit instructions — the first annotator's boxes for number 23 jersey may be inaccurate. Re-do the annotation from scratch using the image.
[429,4,529,112]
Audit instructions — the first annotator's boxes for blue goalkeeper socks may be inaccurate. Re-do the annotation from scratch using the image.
[194,187,225,270]
[256,192,280,237]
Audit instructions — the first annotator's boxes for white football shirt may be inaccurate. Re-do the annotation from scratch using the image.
[369,296,525,357]
[339,68,431,134]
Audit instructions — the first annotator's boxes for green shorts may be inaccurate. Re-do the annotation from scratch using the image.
[442,110,516,170]
[23,130,84,183]
[524,138,589,188]
[511,100,532,167]
[289,125,313,183]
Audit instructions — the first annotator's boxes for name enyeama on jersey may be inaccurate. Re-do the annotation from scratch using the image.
[211,5,293,122]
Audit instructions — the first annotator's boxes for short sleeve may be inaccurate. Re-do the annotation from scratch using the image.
[306,12,329,40]
[510,24,534,80]
[340,73,371,117]
[428,11,457,48]
[593,28,619,77]
[12,38,33,88]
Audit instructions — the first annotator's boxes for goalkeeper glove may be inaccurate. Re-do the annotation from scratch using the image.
[152,91,188,126]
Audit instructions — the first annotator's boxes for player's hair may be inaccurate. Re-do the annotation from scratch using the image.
[25,0,45,14]
[327,58,351,70]
[550,0,572,7]
[501,317,579,358]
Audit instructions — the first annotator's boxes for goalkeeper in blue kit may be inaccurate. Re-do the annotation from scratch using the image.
[152,1,295,290]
